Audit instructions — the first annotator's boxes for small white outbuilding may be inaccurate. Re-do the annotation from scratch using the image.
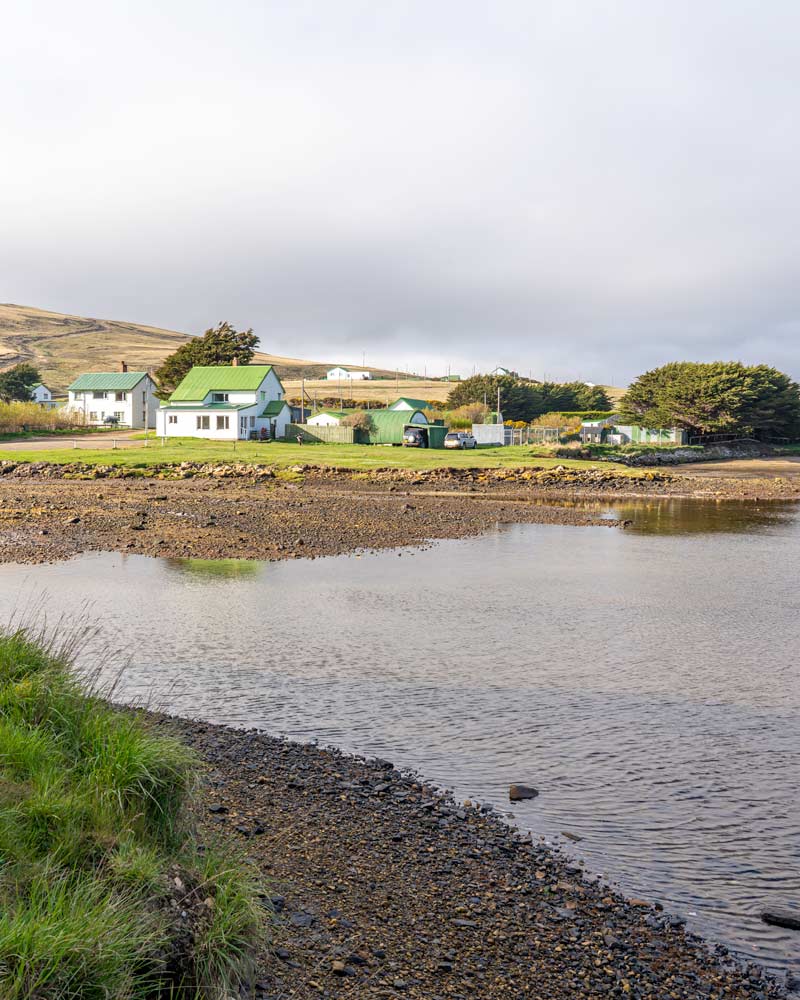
[326,367,372,380]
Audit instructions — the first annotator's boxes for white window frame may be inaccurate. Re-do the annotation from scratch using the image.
[196,415,210,430]
[216,415,229,430]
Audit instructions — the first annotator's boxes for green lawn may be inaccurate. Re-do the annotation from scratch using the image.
[0,437,623,472]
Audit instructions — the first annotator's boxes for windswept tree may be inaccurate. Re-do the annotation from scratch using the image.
[154,322,259,397]
[618,361,800,438]
[0,363,42,403]
[342,410,374,433]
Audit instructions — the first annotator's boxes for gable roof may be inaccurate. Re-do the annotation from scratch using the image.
[261,399,289,417]
[390,397,432,410]
[68,372,149,392]
[169,365,275,401]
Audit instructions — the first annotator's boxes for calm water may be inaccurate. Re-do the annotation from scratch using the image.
[3,499,800,974]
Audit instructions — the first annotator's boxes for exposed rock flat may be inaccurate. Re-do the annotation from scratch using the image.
[0,461,796,565]
[146,713,788,1000]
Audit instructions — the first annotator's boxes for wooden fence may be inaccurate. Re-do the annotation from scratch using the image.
[286,423,366,444]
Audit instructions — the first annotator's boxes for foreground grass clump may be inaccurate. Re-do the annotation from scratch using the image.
[0,628,263,998]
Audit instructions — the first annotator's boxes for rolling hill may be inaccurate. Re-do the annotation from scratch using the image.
[0,304,624,407]
[0,304,402,391]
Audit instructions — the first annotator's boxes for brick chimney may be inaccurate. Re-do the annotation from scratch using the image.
[119,360,128,373]
[231,357,239,367]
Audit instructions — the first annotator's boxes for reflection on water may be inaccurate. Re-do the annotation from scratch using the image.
[611,498,799,535]
[533,496,799,535]
[166,558,261,580]
[2,497,799,975]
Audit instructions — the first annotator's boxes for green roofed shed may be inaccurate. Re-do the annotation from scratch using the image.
[68,372,150,392]
[169,365,274,401]
[365,408,428,444]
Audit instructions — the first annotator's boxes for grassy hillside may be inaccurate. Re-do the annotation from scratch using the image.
[283,376,456,405]
[0,304,406,391]
[0,304,625,404]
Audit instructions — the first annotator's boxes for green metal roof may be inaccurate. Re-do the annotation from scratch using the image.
[366,409,428,444]
[261,400,288,417]
[168,365,275,401]
[390,397,432,411]
[68,372,149,392]
[309,408,354,422]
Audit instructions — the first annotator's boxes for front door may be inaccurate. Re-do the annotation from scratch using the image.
[240,416,247,438]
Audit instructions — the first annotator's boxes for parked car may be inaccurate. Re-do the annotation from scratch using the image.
[444,431,477,449]
[402,428,427,447]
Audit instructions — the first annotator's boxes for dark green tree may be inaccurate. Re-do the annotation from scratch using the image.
[0,363,43,403]
[154,322,259,397]
[618,361,800,438]
[447,375,610,422]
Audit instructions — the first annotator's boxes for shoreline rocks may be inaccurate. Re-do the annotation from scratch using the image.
[142,710,788,1000]
[1,462,797,567]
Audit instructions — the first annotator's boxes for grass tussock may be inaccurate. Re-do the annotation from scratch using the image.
[0,627,264,998]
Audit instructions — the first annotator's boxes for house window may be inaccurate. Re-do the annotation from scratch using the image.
[115,392,126,402]
[196,415,210,430]
[168,415,177,425]
[93,391,106,400]
[216,415,229,430]
[212,392,229,403]
[259,391,265,401]
[249,415,255,427]
[89,411,98,421]
[142,391,147,402]
[114,411,124,422]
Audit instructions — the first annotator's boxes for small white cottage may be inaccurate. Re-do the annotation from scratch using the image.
[66,365,158,428]
[30,383,57,409]
[156,363,291,440]
[326,367,372,381]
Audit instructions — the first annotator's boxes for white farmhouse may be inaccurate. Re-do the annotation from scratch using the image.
[326,366,372,380]
[66,365,158,428]
[155,363,291,440]
[30,382,57,409]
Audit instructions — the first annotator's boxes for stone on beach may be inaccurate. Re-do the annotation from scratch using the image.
[509,782,538,801]
[761,907,800,930]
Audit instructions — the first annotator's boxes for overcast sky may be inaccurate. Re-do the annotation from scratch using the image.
[3,1,800,384]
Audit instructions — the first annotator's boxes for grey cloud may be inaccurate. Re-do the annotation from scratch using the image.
[3,0,800,383]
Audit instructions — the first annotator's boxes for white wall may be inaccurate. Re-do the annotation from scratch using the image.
[157,402,291,440]
[158,406,250,440]
[472,423,505,445]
